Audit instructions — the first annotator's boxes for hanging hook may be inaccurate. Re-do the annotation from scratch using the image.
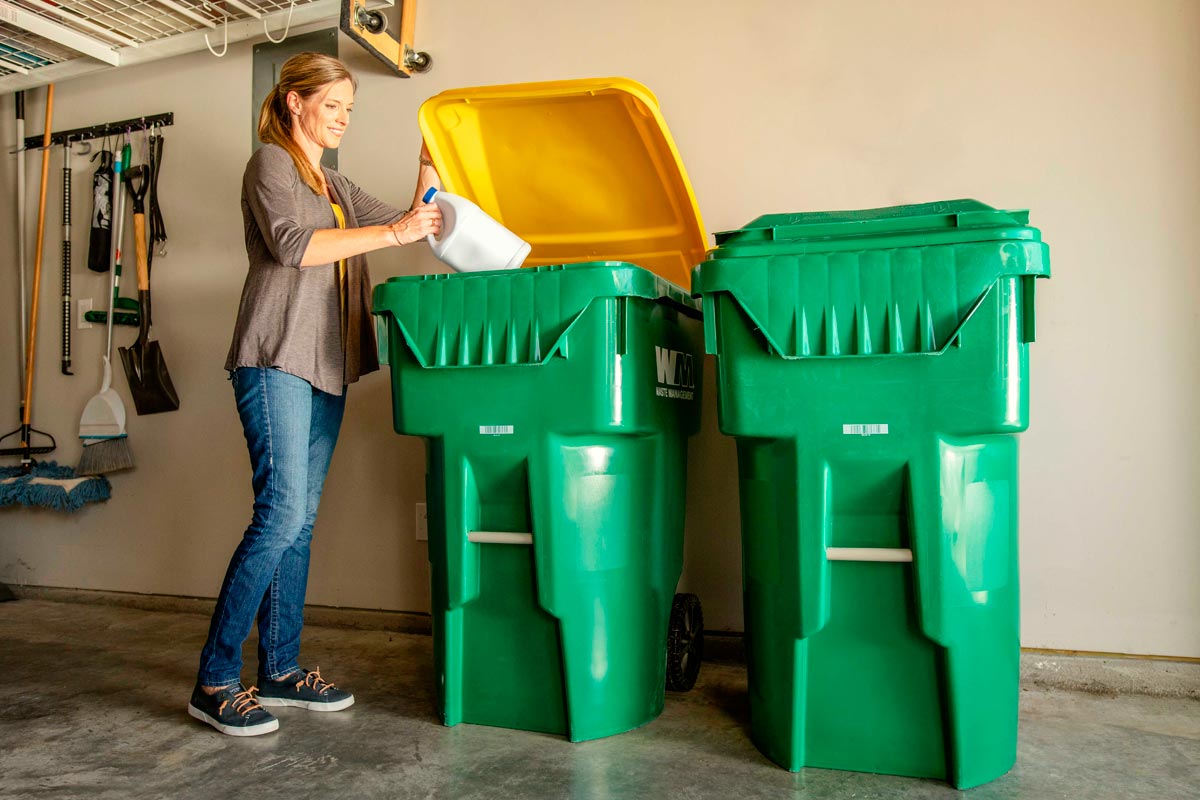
[264,0,297,45]
[205,2,229,57]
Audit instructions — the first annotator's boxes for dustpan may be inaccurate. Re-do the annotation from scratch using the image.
[79,357,126,438]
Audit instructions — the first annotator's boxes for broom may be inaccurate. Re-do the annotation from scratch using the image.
[77,137,134,476]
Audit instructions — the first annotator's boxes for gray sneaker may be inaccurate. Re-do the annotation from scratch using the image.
[188,683,279,736]
[257,667,355,712]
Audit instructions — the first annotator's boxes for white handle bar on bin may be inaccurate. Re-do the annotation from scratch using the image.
[468,531,533,545]
[826,547,913,563]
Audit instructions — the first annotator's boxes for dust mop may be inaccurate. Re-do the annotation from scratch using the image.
[0,84,110,512]
[77,138,134,476]
[1,461,110,511]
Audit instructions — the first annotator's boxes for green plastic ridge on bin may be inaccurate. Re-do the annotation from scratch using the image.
[692,199,1050,789]
[374,262,698,369]
[372,261,703,742]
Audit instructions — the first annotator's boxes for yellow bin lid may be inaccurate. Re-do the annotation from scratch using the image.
[418,77,707,289]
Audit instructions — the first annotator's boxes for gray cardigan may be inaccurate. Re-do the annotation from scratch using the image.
[224,143,405,395]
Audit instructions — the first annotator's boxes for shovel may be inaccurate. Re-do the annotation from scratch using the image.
[119,166,178,415]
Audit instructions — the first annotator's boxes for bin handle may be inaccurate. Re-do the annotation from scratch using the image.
[468,531,533,545]
[826,547,912,563]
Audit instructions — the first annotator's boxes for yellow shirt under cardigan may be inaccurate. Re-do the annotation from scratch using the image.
[225,143,406,395]
[330,201,348,348]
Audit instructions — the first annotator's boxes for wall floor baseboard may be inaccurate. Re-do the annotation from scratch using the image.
[1020,651,1199,700]
[9,585,1197,700]
[10,584,433,635]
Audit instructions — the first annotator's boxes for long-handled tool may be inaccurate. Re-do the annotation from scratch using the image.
[119,165,178,415]
[0,91,37,596]
[15,92,27,395]
[1,86,57,467]
[84,139,137,326]
[82,145,138,327]
[83,143,138,327]
[78,137,134,476]
[61,139,73,375]
[1,86,111,515]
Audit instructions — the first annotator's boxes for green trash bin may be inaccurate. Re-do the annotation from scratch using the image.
[373,263,703,740]
[372,78,711,741]
[691,200,1051,788]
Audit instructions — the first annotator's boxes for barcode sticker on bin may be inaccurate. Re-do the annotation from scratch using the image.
[843,424,889,437]
[479,425,514,436]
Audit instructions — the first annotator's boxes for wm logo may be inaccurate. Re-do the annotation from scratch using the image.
[655,346,696,389]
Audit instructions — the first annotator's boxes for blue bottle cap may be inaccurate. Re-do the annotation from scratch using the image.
[422,187,438,204]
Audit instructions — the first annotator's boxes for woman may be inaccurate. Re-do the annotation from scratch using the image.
[188,52,441,736]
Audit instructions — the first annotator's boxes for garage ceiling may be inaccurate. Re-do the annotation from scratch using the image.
[0,0,393,93]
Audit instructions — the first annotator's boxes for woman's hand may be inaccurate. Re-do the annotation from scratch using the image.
[390,202,442,246]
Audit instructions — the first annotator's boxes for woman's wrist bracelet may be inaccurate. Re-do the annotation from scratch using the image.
[391,226,404,246]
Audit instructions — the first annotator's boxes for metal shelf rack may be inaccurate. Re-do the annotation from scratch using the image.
[0,0,394,93]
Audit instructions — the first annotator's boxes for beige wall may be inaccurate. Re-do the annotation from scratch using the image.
[1,0,1197,658]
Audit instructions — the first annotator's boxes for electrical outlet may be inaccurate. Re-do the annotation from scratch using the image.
[78,298,93,329]
[415,502,428,541]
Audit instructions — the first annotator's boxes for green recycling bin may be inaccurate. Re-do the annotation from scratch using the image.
[691,200,1050,788]
[373,263,703,740]
[372,77,712,741]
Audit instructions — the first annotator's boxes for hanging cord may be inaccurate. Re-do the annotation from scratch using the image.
[148,124,167,259]
[204,3,229,57]
[264,0,297,44]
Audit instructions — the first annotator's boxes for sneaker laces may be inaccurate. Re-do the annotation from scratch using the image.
[297,667,334,695]
[219,686,264,717]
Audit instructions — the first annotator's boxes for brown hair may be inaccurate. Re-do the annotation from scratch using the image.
[257,52,358,195]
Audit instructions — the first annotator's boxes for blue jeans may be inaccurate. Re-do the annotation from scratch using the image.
[198,367,346,687]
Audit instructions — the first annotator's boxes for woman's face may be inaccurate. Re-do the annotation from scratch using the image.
[289,78,354,151]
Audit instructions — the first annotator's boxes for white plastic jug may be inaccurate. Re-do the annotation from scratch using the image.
[423,187,531,272]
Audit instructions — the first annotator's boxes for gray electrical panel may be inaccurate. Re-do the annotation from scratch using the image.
[251,28,340,171]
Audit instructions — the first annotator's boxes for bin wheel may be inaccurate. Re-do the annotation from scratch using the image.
[666,593,703,692]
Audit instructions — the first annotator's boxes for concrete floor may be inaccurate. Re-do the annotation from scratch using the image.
[1,600,1197,799]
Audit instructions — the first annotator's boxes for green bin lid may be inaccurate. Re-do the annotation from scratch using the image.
[712,199,1039,253]
[373,261,697,368]
[692,199,1050,359]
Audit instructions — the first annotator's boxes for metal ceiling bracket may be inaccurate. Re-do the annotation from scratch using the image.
[340,0,430,77]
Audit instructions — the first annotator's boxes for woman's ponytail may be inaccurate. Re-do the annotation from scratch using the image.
[257,53,357,196]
